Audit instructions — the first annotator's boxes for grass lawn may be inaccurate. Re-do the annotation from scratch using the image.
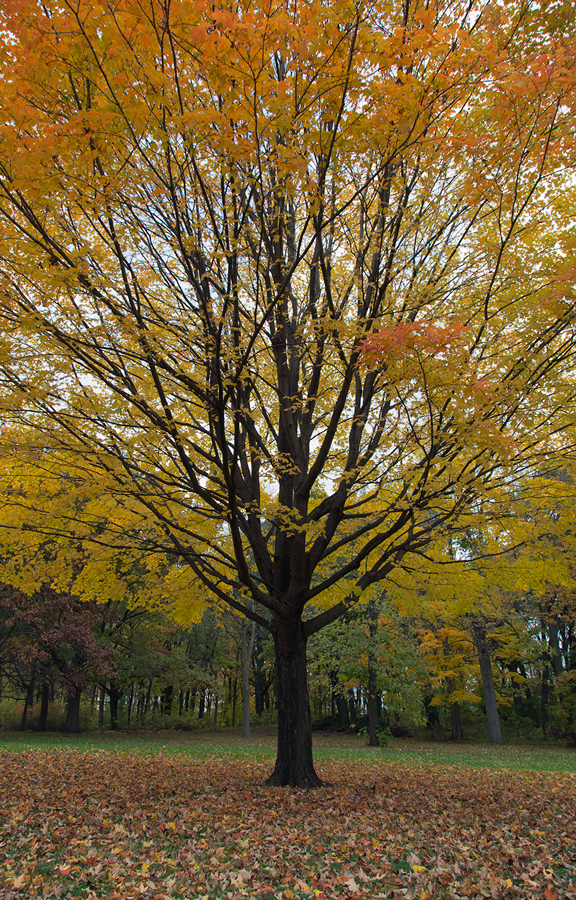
[1,731,575,899]
[0,728,575,773]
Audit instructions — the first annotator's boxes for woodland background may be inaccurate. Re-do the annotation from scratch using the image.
[1,476,575,746]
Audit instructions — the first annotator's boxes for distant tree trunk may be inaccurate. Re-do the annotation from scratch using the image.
[423,690,440,731]
[37,679,50,732]
[348,689,357,724]
[446,676,463,740]
[162,684,173,715]
[367,599,379,746]
[335,692,351,729]
[549,619,564,678]
[450,701,463,740]
[541,663,549,737]
[109,686,123,730]
[99,687,105,726]
[252,625,267,716]
[473,623,503,744]
[198,690,205,719]
[231,677,238,725]
[65,687,81,733]
[242,620,257,739]
[127,684,135,726]
[144,679,153,714]
[20,669,35,731]
[508,660,525,717]
[265,618,321,787]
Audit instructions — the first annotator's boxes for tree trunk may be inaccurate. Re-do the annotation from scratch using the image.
[335,692,351,729]
[37,679,50,732]
[265,618,322,787]
[127,684,135,726]
[541,663,549,737]
[473,623,503,744]
[549,619,564,678]
[367,598,379,746]
[65,687,81,733]
[20,669,35,731]
[242,620,256,739]
[348,689,357,724]
[450,701,463,740]
[144,679,153,714]
[109,686,122,730]
[163,684,173,715]
[253,626,267,717]
[508,661,525,716]
[231,677,237,726]
[446,676,463,740]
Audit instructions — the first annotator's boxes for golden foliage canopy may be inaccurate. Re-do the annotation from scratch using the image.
[0,0,575,631]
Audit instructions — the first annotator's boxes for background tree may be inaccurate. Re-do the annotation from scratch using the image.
[0,583,114,732]
[0,0,575,784]
[308,595,424,741]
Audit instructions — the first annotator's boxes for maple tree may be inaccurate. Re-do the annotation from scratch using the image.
[0,0,575,785]
[0,583,114,732]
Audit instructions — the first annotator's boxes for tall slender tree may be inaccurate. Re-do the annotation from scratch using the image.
[0,0,575,784]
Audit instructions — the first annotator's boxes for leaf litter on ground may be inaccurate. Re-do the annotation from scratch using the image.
[0,749,575,899]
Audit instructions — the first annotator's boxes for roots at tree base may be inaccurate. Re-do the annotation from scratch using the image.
[265,763,325,788]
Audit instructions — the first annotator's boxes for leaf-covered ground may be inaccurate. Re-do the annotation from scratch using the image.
[1,750,575,899]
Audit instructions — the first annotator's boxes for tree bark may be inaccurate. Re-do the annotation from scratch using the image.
[541,663,549,737]
[65,687,81,733]
[549,619,564,678]
[242,620,257,739]
[473,623,503,744]
[335,692,351,729]
[367,598,379,746]
[163,684,173,715]
[128,684,135,725]
[450,701,463,740]
[37,679,50,732]
[20,669,35,731]
[252,625,269,716]
[348,689,357,724]
[109,685,122,730]
[265,618,322,787]
[446,676,463,740]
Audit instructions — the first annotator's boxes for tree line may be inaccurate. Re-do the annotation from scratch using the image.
[1,554,574,745]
